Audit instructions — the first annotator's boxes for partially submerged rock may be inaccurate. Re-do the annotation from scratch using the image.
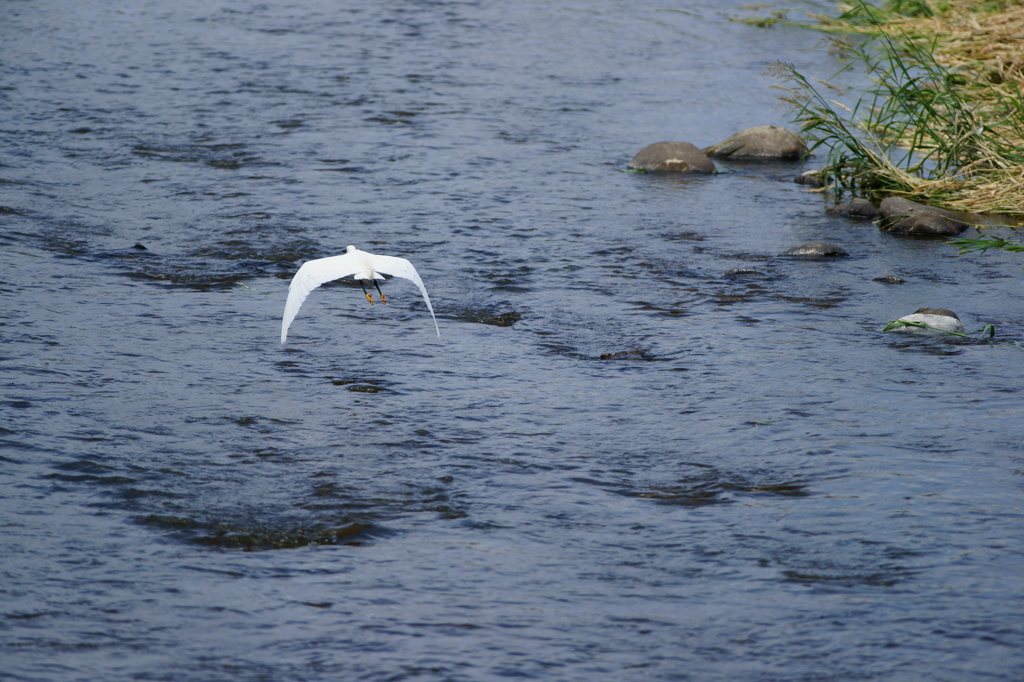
[724,268,765,278]
[915,307,960,321]
[628,142,715,173]
[825,198,880,220]
[599,348,650,360]
[886,307,965,334]
[877,197,969,236]
[780,242,849,258]
[704,125,808,160]
[794,170,826,188]
[873,275,905,285]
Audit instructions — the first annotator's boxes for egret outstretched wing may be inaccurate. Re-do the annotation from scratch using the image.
[281,253,364,343]
[366,254,439,338]
[280,247,440,343]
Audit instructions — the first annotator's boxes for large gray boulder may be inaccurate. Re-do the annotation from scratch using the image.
[886,308,965,334]
[628,142,715,173]
[877,197,968,236]
[704,125,808,160]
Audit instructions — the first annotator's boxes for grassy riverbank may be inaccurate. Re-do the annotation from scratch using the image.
[764,1,1024,217]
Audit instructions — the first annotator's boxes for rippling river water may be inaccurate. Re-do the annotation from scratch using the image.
[3,1,1024,680]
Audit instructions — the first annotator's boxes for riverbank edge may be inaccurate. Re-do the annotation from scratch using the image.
[748,1,1024,220]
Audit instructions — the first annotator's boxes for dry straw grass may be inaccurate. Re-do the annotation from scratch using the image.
[820,1,1024,86]
[781,1,1024,215]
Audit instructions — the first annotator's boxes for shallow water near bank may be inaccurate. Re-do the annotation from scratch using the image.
[2,1,1024,681]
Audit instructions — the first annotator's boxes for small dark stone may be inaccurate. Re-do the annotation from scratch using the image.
[480,311,521,327]
[724,268,764,277]
[826,198,880,220]
[877,197,968,236]
[795,170,826,188]
[780,242,849,258]
[873,275,905,284]
[132,243,148,250]
[628,142,715,173]
[847,198,880,220]
[600,349,648,360]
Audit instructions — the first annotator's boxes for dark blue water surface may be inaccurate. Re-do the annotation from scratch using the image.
[2,1,1024,680]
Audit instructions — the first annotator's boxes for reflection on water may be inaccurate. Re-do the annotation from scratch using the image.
[2,0,1024,680]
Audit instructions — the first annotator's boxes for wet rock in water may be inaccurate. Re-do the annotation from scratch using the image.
[780,242,849,258]
[886,307,965,334]
[825,198,880,220]
[456,307,522,327]
[877,197,968,236]
[873,275,905,285]
[916,307,960,320]
[480,311,521,327]
[600,348,649,360]
[724,268,765,278]
[794,170,826,188]
[704,125,808,160]
[628,142,715,173]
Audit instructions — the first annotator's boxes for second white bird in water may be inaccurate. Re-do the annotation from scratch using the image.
[281,245,439,343]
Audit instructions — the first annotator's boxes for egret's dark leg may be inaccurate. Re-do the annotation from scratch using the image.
[359,280,374,304]
[373,279,387,304]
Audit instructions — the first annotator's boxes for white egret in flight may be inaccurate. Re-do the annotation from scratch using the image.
[281,245,439,343]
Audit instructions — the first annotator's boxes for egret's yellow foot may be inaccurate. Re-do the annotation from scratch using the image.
[380,293,387,304]
[365,293,375,305]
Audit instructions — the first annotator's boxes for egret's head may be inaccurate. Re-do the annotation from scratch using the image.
[345,245,356,252]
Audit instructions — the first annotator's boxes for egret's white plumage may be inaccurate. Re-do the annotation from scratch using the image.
[281,245,439,343]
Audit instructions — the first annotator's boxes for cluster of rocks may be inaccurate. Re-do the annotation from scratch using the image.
[628,125,808,173]
[627,126,975,338]
[826,196,970,237]
[629,126,972,238]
